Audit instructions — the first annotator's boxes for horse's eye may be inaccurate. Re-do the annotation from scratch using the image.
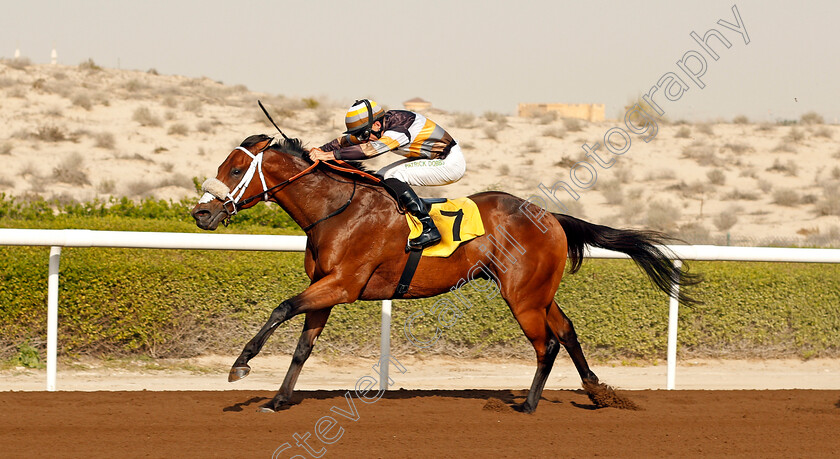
[231,168,242,176]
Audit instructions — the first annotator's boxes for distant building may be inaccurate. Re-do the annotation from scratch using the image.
[518,103,605,122]
[403,97,432,112]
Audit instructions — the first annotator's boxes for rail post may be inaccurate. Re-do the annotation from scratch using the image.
[47,246,61,392]
[666,260,682,390]
[379,299,392,391]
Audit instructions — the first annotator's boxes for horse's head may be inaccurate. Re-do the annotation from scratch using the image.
[191,134,276,230]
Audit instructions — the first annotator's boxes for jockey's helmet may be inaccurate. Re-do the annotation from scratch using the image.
[344,99,385,137]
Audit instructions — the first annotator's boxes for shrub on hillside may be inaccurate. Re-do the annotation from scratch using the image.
[713,207,739,231]
[184,99,203,114]
[52,153,90,186]
[757,178,773,193]
[522,139,540,154]
[93,132,116,149]
[167,123,189,136]
[813,126,832,139]
[563,118,583,132]
[78,58,102,71]
[767,158,798,176]
[785,127,806,143]
[36,125,68,142]
[644,168,676,181]
[599,179,624,205]
[542,126,566,138]
[132,107,162,127]
[97,179,116,194]
[723,189,760,201]
[706,169,726,185]
[721,142,754,154]
[682,140,719,166]
[302,97,320,109]
[815,182,840,216]
[195,121,215,134]
[483,125,499,141]
[452,112,476,128]
[646,200,681,232]
[71,93,93,110]
[772,188,800,206]
[536,112,557,125]
[675,222,711,244]
[484,111,506,123]
[696,123,714,135]
[5,57,32,70]
[800,111,824,125]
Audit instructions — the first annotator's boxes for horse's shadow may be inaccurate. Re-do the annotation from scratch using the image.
[223,396,271,412]
[222,389,597,413]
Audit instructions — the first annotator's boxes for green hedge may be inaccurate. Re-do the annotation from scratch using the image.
[1,195,839,361]
[392,259,840,360]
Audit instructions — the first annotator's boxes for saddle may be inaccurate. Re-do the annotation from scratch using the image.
[405,197,485,258]
[394,196,485,298]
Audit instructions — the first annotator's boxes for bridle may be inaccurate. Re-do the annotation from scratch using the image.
[198,144,381,229]
[198,145,318,226]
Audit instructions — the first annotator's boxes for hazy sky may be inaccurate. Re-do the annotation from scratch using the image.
[3,0,837,122]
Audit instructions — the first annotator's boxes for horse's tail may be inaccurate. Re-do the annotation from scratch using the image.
[553,213,701,304]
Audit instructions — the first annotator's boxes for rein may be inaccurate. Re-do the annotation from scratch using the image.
[300,180,356,232]
[200,145,380,229]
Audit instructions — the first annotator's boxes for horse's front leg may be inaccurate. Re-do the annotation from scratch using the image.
[259,307,332,412]
[228,276,355,382]
[228,300,294,382]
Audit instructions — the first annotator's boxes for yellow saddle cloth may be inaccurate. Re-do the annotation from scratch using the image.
[406,197,485,257]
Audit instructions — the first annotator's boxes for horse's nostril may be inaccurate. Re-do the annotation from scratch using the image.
[192,209,211,221]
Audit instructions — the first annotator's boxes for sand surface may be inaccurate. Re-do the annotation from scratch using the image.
[1,387,839,458]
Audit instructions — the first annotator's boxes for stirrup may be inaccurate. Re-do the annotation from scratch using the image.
[407,221,441,250]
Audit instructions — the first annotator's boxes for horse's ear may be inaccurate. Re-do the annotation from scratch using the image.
[239,134,274,152]
[252,137,272,153]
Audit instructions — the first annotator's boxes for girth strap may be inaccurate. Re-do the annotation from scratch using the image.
[393,248,423,298]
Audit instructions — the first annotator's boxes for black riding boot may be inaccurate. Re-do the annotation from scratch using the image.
[383,178,442,250]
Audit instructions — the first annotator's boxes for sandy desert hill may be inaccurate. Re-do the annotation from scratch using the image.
[1,59,838,247]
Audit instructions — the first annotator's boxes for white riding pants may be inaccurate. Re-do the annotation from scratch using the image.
[376,145,466,187]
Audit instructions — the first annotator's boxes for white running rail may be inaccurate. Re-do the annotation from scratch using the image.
[2,228,839,391]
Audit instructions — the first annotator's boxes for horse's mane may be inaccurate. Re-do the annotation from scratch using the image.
[240,134,379,180]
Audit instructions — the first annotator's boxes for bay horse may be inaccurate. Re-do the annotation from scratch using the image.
[191,134,699,413]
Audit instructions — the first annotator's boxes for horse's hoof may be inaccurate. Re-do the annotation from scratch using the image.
[228,365,251,382]
[258,399,287,412]
[512,402,536,414]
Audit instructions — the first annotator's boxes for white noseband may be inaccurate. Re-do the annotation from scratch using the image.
[197,146,269,214]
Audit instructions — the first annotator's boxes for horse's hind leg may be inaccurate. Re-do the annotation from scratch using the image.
[546,301,598,385]
[547,301,638,409]
[508,305,561,414]
[260,308,332,412]
[513,299,602,413]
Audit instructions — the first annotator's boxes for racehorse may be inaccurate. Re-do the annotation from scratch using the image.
[191,134,700,413]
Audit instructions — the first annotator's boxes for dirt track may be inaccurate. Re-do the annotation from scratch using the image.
[1,389,838,458]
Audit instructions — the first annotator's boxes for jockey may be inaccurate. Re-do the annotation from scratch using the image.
[309,99,466,250]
